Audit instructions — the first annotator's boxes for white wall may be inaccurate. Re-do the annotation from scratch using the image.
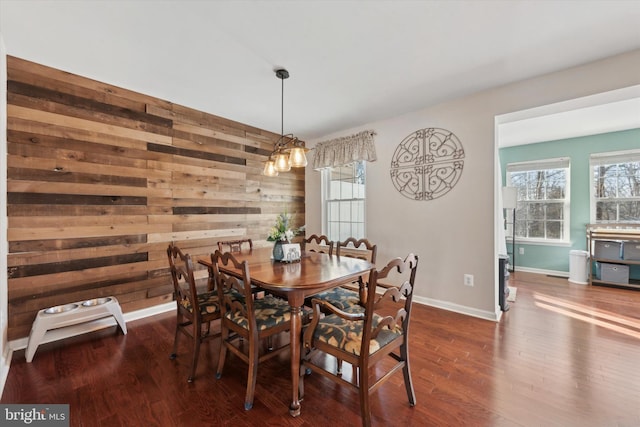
[1,34,10,394]
[305,49,640,320]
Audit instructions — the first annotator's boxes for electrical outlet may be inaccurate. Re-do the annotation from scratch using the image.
[519,247,524,255]
[464,274,474,287]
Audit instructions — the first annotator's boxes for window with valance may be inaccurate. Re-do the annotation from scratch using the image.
[315,130,377,241]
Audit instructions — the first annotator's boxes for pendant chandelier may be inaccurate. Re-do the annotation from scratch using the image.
[263,68,308,177]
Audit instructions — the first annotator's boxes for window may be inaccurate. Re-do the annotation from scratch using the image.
[323,161,365,241]
[590,150,640,223]
[506,158,570,242]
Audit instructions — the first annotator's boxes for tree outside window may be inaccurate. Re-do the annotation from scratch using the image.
[507,158,570,242]
[591,150,640,223]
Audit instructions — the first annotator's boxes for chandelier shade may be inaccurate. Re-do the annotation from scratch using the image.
[263,158,279,177]
[274,150,291,172]
[288,146,308,167]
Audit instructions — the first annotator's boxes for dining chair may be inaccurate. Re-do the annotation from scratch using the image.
[217,238,253,253]
[313,238,377,311]
[300,253,419,427]
[303,234,334,255]
[211,249,298,410]
[216,238,271,343]
[167,243,221,382]
[214,238,254,290]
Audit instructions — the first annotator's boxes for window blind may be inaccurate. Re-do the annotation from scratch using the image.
[506,157,570,173]
[590,149,640,167]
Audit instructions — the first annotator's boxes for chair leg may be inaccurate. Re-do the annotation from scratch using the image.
[298,361,307,400]
[336,358,342,375]
[401,344,416,406]
[244,338,259,410]
[358,363,371,427]
[188,321,201,383]
[216,326,230,380]
[169,313,180,359]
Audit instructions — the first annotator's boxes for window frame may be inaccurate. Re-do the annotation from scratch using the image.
[589,149,640,224]
[506,157,571,244]
[322,161,366,242]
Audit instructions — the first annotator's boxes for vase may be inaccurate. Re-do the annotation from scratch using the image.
[272,240,288,261]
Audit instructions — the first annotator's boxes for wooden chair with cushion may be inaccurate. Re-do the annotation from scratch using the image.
[313,237,377,312]
[211,249,298,410]
[217,238,273,346]
[167,243,221,382]
[303,234,334,256]
[300,253,419,427]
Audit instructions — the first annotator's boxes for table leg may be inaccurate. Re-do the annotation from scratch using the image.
[288,304,302,417]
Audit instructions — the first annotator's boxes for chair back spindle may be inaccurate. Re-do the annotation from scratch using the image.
[336,237,377,263]
[217,239,253,253]
[167,245,200,315]
[303,234,334,256]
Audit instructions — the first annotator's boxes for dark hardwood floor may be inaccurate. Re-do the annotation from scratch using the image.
[3,272,640,426]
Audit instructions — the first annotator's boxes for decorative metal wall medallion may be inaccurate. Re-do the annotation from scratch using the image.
[390,128,465,200]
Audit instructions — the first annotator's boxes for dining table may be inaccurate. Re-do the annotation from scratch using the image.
[199,246,374,416]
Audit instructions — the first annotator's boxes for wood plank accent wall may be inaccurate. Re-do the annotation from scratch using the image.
[5,56,305,341]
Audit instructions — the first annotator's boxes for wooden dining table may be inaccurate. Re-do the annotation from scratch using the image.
[199,246,373,416]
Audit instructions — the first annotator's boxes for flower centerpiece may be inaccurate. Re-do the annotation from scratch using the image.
[267,211,304,261]
[267,211,296,243]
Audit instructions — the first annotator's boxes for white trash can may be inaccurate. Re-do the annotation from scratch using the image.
[568,250,589,284]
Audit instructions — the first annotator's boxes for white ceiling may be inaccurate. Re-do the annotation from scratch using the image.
[1,0,639,141]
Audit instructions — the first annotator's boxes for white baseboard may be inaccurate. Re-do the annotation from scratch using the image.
[513,266,569,277]
[413,295,500,322]
[410,267,572,323]
[0,346,12,398]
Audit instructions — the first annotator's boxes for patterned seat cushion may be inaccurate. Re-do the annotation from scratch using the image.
[181,288,245,316]
[311,312,402,356]
[180,290,220,315]
[313,286,361,310]
[225,295,311,330]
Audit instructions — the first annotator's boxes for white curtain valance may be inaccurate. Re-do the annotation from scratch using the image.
[312,130,377,170]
